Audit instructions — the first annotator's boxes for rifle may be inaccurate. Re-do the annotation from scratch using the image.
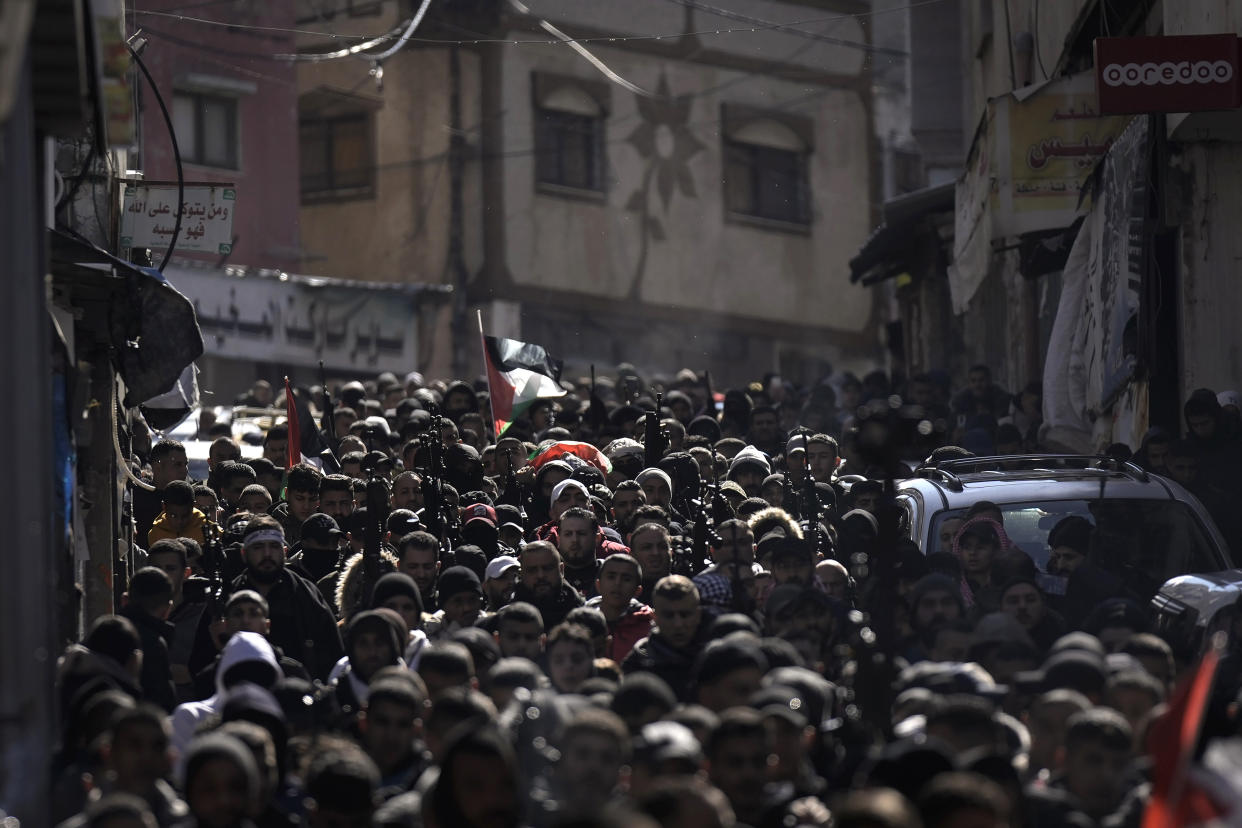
[643,392,666,469]
[200,518,228,622]
[796,427,826,559]
[318,362,340,473]
[688,479,726,575]
[419,404,457,555]
[360,459,391,609]
[499,445,525,516]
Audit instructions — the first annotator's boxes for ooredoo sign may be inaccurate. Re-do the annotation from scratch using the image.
[1095,34,1242,114]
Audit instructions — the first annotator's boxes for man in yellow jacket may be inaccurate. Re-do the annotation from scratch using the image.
[148,480,213,546]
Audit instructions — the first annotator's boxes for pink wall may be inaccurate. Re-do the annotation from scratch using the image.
[129,0,300,270]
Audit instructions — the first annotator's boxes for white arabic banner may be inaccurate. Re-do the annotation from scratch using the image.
[120,183,236,254]
[951,72,1132,313]
[1042,115,1148,450]
[164,266,421,374]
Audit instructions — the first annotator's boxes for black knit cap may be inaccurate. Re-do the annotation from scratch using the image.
[435,565,482,603]
[370,572,423,616]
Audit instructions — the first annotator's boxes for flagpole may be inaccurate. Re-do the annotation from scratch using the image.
[477,309,499,440]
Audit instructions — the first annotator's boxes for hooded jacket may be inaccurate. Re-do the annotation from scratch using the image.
[334,549,401,621]
[170,632,280,761]
[585,596,654,663]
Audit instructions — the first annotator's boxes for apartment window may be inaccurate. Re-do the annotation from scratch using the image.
[723,111,812,227]
[173,92,239,169]
[299,104,375,201]
[532,76,609,194]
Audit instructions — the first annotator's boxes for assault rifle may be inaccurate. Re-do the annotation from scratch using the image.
[360,456,390,609]
[317,362,340,473]
[795,427,827,559]
[200,518,228,619]
[644,393,667,470]
[418,404,458,555]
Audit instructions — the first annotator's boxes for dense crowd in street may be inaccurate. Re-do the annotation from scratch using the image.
[54,362,1242,828]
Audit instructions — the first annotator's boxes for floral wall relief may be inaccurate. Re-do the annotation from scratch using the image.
[623,74,704,300]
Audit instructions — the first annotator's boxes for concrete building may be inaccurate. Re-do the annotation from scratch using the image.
[127,0,450,394]
[849,0,964,379]
[295,0,881,386]
[131,0,302,271]
[856,0,1242,450]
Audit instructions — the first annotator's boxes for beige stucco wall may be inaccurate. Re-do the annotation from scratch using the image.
[297,47,455,287]
[497,36,874,332]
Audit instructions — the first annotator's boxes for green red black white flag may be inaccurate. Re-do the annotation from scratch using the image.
[478,311,565,437]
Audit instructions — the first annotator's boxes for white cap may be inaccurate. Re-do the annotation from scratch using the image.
[484,555,520,581]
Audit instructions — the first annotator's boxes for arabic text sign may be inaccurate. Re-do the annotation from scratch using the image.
[120,184,235,254]
[992,71,1132,237]
[167,267,421,374]
[1096,35,1242,115]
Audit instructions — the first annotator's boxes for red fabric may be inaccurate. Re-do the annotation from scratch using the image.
[284,376,301,469]
[606,604,654,663]
[1143,646,1224,828]
[482,344,515,437]
[530,441,613,474]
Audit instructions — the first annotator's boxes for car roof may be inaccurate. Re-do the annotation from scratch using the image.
[895,455,1178,512]
[1155,569,1242,627]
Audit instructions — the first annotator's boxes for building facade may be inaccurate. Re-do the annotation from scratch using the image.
[857,0,1242,450]
[296,0,880,386]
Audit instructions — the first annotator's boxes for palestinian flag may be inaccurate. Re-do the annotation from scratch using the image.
[480,318,566,437]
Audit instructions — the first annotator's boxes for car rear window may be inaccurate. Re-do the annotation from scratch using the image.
[928,498,1223,598]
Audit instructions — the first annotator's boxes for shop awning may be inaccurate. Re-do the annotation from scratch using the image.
[51,228,205,407]
[849,181,954,286]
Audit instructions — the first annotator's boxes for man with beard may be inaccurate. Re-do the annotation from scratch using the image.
[900,573,965,663]
[394,531,442,614]
[511,541,584,628]
[318,475,356,525]
[229,514,343,681]
[555,507,627,599]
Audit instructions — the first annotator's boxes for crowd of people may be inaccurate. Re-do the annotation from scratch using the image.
[52,362,1242,828]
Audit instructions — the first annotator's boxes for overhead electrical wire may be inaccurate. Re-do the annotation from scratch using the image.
[361,0,432,60]
[507,0,649,96]
[128,38,184,271]
[131,0,943,56]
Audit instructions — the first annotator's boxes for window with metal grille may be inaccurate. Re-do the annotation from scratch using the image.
[299,112,374,201]
[724,140,810,226]
[172,92,239,169]
[534,108,604,192]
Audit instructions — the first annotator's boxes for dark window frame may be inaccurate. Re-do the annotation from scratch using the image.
[723,137,812,228]
[299,109,376,203]
[175,91,239,170]
[533,106,606,194]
